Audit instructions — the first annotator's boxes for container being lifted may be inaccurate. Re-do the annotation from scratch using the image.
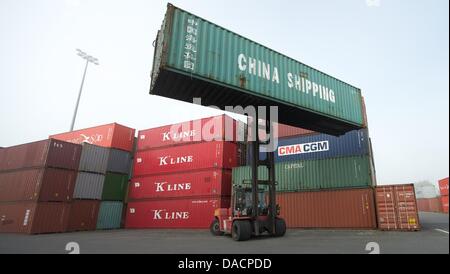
[150,4,365,136]
[149,4,366,241]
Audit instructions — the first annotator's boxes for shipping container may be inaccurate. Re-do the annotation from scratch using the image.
[0,139,81,172]
[133,141,238,176]
[438,177,449,196]
[246,118,316,142]
[0,168,77,202]
[275,189,376,229]
[107,149,132,174]
[125,197,230,229]
[73,172,105,200]
[416,197,442,213]
[233,155,374,192]
[150,4,364,135]
[50,123,135,152]
[441,196,449,214]
[0,202,70,234]
[102,173,128,201]
[78,143,109,174]
[375,184,420,231]
[129,169,231,200]
[67,200,100,232]
[137,114,245,150]
[96,201,124,230]
[248,128,369,163]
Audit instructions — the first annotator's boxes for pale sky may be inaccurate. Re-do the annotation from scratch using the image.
[0,0,448,186]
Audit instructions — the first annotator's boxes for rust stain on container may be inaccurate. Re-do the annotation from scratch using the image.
[375,184,421,231]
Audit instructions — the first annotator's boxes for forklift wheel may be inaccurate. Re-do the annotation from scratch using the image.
[275,218,286,237]
[210,219,224,236]
[232,220,252,241]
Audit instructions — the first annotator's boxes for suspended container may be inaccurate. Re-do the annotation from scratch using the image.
[150,4,364,135]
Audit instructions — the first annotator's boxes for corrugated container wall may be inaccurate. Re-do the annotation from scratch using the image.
[438,177,449,196]
[375,184,420,231]
[233,155,374,192]
[0,168,77,202]
[96,201,123,230]
[73,172,105,200]
[0,202,70,234]
[0,139,81,172]
[125,197,230,229]
[78,144,109,174]
[133,141,238,176]
[441,196,449,214]
[102,173,128,201]
[275,189,376,229]
[107,149,132,174]
[129,169,231,200]
[137,114,245,150]
[416,198,442,213]
[150,4,364,135]
[246,119,316,141]
[67,200,100,232]
[248,128,369,163]
[50,123,136,152]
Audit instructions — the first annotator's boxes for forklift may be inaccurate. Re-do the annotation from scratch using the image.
[209,114,286,241]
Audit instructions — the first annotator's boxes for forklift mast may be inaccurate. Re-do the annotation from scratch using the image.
[248,112,277,236]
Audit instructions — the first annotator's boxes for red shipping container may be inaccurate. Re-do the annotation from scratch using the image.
[129,169,231,200]
[416,197,442,212]
[247,118,315,141]
[0,202,70,234]
[133,141,238,176]
[0,139,81,172]
[375,184,421,231]
[50,123,135,152]
[275,188,377,229]
[0,168,77,202]
[125,197,230,229]
[137,115,244,150]
[67,200,100,232]
[441,196,449,214]
[438,177,449,196]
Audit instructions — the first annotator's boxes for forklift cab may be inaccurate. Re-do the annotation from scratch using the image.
[233,185,267,217]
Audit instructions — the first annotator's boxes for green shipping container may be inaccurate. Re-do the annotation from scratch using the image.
[232,155,374,192]
[150,4,364,135]
[96,201,123,230]
[102,173,128,201]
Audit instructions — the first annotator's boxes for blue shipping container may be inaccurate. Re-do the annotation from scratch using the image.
[248,128,369,163]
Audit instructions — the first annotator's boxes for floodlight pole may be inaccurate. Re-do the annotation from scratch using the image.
[70,49,99,131]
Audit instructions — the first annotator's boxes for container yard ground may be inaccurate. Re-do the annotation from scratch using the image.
[0,212,447,254]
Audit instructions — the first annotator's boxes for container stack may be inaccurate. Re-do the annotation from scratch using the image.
[234,118,378,229]
[438,177,449,214]
[50,123,135,230]
[125,115,244,229]
[0,139,82,234]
